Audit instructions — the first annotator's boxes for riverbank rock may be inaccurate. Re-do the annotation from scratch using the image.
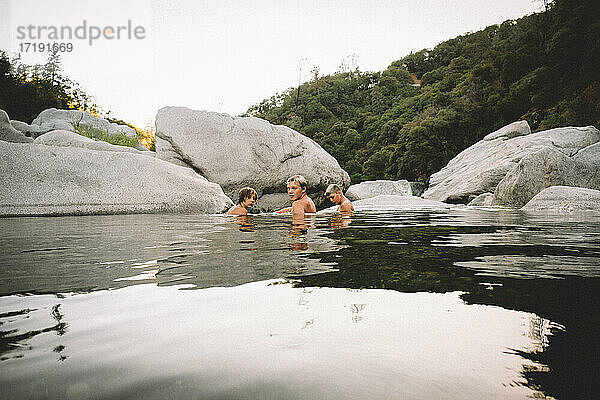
[345,180,412,201]
[1,109,33,143]
[155,107,350,209]
[423,122,600,204]
[494,143,600,207]
[0,141,232,216]
[521,186,600,213]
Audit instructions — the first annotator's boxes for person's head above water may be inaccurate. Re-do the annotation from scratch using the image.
[287,175,308,201]
[325,183,354,213]
[325,184,344,205]
[238,187,257,208]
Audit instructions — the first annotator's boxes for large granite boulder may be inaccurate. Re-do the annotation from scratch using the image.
[0,141,232,216]
[345,180,412,201]
[521,186,600,213]
[494,143,600,207]
[155,107,350,210]
[424,122,600,203]
[0,109,33,143]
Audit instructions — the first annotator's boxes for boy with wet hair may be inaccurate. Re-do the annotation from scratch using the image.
[226,187,257,215]
[325,184,354,213]
[276,174,316,218]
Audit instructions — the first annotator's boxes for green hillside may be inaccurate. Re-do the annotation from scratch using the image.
[246,0,600,183]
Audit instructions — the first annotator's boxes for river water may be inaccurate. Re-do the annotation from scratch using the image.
[1,209,599,399]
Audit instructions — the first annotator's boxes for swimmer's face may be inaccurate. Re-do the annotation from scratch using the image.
[242,194,257,209]
[287,181,305,201]
[328,191,342,205]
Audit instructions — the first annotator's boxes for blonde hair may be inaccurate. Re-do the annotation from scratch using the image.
[287,175,308,190]
[325,184,342,196]
[238,187,257,204]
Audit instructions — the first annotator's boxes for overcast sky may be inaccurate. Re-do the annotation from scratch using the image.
[1,0,542,127]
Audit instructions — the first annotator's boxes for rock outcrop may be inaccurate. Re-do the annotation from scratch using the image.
[1,109,33,143]
[155,107,350,210]
[345,180,412,201]
[521,186,600,213]
[424,122,600,203]
[494,143,600,207]
[0,140,232,216]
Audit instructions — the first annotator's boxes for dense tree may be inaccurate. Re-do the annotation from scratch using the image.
[247,0,599,184]
[0,50,96,123]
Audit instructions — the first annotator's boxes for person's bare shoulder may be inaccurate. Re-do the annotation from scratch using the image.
[226,205,247,215]
[291,200,305,217]
[304,196,316,213]
[339,200,354,213]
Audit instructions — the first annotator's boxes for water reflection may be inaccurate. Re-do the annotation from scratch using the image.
[0,282,552,399]
[1,209,599,398]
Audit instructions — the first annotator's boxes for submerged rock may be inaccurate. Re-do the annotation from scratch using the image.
[467,193,495,206]
[345,179,412,201]
[0,109,32,143]
[155,106,350,209]
[521,186,600,213]
[424,122,600,204]
[0,141,232,216]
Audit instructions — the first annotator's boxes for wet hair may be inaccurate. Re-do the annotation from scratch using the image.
[325,184,343,196]
[287,175,308,191]
[238,187,257,205]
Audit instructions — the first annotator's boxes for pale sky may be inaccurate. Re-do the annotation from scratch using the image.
[1,0,542,128]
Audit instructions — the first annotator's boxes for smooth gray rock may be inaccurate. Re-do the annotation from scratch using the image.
[424,123,600,203]
[0,141,232,216]
[10,119,51,138]
[573,142,600,167]
[155,106,350,209]
[320,194,453,212]
[467,193,495,206]
[483,120,531,141]
[521,186,600,213]
[1,110,33,143]
[493,147,575,207]
[253,193,291,213]
[494,145,600,208]
[345,179,412,201]
[34,130,147,155]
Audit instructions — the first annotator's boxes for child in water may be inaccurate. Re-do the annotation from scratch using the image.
[276,175,316,218]
[226,187,257,215]
[325,184,354,213]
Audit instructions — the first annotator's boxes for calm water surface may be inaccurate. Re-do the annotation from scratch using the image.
[1,209,599,399]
